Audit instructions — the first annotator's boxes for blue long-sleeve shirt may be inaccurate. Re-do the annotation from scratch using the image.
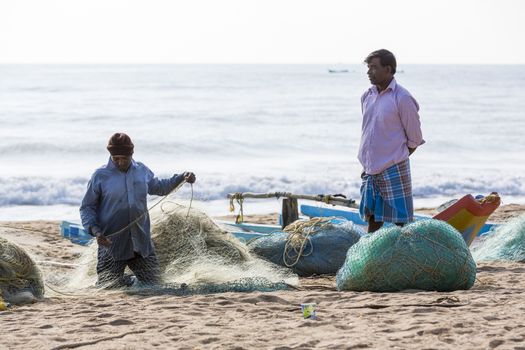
[80,158,184,261]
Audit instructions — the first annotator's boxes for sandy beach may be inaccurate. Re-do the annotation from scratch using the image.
[2,1,524,348]
[1,204,525,349]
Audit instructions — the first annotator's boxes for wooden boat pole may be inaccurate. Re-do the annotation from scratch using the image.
[281,198,299,228]
[227,192,358,228]
[227,192,358,208]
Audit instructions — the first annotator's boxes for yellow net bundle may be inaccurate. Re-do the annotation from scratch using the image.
[151,203,251,274]
[0,236,44,304]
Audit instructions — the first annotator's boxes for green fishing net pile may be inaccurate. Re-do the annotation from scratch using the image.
[336,219,476,292]
[471,214,525,262]
[127,277,291,296]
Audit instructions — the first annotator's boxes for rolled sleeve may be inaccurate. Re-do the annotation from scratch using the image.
[398,95,425,148]
[147,171,184,196]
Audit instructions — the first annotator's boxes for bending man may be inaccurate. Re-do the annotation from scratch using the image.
[80,132,196,287]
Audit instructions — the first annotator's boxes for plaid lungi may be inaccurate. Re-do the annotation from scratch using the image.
[96,248,160,288]
[359,159,413,223]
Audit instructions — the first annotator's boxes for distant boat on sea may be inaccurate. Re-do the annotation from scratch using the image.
[328,69,349,73]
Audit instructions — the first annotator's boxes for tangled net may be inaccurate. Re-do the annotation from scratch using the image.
[62,202,297,295]
[0,236,44,305]
[152,202,251,274]
[336,219,476,292]
[471,214,525,262]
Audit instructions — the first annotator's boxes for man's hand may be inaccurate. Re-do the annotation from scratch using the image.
[183,171,196,184]
[95,233,112,247]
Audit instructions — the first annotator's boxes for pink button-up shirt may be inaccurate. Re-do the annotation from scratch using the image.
[358,78,424,175]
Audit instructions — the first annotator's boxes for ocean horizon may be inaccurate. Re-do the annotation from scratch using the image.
[0,64,524,221]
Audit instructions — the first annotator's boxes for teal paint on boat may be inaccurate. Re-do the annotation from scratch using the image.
[215,220,282,243]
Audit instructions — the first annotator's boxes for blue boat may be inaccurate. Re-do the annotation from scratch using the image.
[299,204,499,237]
[60,195,500,246]
[60,220,281,246]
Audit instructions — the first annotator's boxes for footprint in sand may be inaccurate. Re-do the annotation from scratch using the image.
[488,339,505,348]
[108,319,135,326]
[200,337,220,344]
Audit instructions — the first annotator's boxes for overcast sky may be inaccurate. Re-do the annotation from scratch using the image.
[1,0,524,64]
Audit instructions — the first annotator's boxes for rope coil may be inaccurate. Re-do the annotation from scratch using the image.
[282,217,335,267]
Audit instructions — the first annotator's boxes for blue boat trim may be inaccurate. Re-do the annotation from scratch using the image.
[215,220,282,242]
[299,204,498,236]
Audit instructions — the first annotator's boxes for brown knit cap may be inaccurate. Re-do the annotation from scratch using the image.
[107,132,134,156]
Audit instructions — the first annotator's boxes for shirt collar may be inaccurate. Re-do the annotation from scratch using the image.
[107,156,137,171]
[386,77,397,91]
[370,77,397,94]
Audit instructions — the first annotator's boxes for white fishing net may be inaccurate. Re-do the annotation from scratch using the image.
[52,202,298,296]
[471,214,525,262]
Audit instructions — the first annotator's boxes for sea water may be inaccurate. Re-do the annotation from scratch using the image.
[0,64,524,221]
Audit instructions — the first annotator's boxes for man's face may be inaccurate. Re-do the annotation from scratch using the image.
[367,57,392,86]
[111,155,132,172]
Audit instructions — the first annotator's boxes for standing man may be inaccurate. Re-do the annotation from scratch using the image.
[358,49,424,233]
[80,132,196,287]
